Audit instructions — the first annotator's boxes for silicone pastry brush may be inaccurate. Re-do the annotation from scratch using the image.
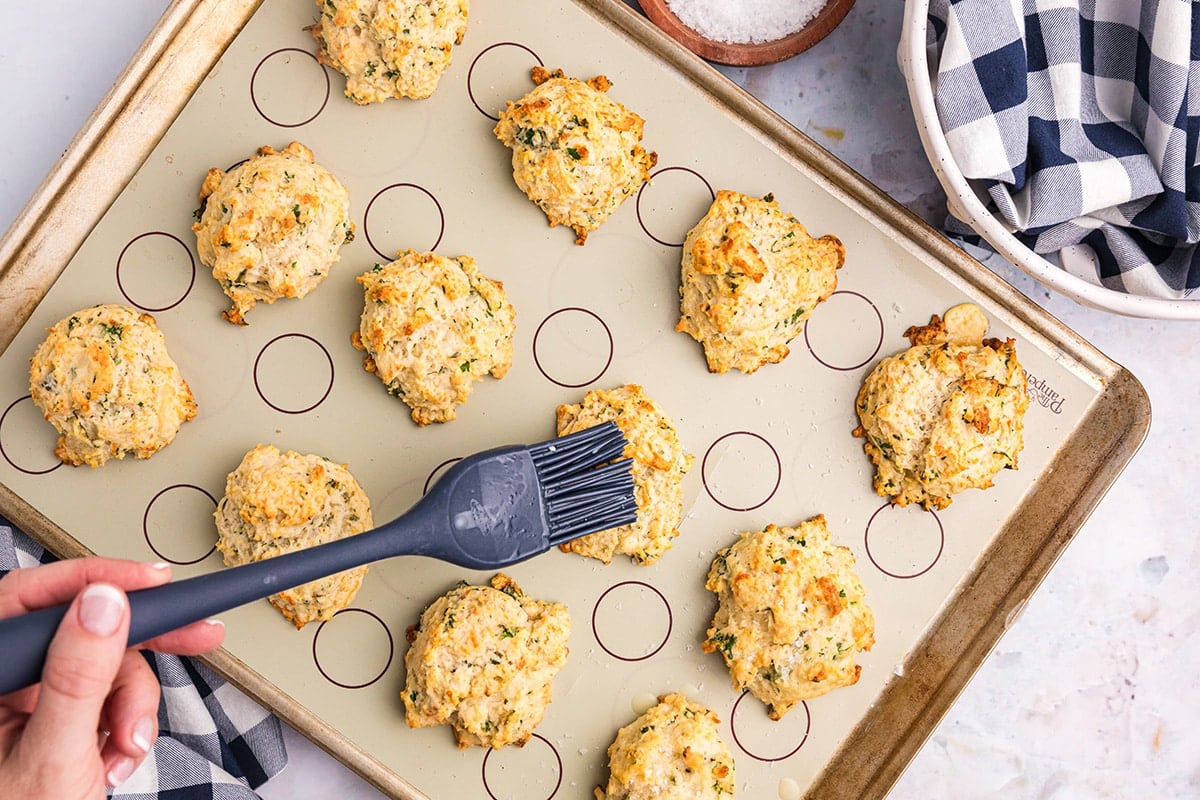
[0,422,636,696]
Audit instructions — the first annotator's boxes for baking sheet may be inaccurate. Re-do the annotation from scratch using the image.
[0,1,1149,798]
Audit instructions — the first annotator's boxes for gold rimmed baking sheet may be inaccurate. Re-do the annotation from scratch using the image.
[0,1,1149,798]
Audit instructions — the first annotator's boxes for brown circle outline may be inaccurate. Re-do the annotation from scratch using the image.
[531,307,614,388]
[803,290,884,371]
[700,431,782,512]
[312,608,396,689]
[481,732,563,800]
[253,333,335,415]
[729,690,811,762]
[591,580,673,662]
[423,458,461,495]
[116,231,197,312]
[863,502,945,579]
[250,48,331,128]
[363,182,446,260]
[0,396,62,475]
[466,42,545,120]
[142,484,218,566]
[635,166,716,247]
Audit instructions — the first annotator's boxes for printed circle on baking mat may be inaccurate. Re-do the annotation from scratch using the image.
[143,484,218,565]
[0,397,62,475]
[532,307,614,388]
[253,333,335,414]
[803,291,884,371]
[730,690,811,762]
[424,458,460,495]
[250,48,330,128]
[467,42,544,120]
[116,232,196,312]
[701,431,782,511]
[592,581,673,662]
[312,608,395,689]
[363,183,446,260]
[481,733,562,800]
[636,166,715,247]
[549,233,668,356]
[863,502,944,578]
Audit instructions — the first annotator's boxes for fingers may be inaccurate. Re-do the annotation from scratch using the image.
[18,583,131,791]
[0,562,226,794]
[0,558,172,617]
[0,557,224,656]
[96,623,226,787]
[141,617,225,656]
[98,650,159,786]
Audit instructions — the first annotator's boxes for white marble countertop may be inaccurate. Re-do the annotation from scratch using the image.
[2,2,1196,798]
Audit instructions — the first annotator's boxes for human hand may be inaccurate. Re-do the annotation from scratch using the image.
[0,558,225,798]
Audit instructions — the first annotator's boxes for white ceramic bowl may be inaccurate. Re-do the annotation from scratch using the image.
[898,0,1200,319]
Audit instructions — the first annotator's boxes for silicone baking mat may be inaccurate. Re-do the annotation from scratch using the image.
[0,1,1147,798]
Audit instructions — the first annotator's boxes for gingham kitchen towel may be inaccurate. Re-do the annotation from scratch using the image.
[0,519,287,799]
[927,0,1200,298]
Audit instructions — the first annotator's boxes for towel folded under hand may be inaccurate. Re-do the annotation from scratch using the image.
[928,0,1200,299]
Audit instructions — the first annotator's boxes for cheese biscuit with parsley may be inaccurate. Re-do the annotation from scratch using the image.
[214,444,373,628]
[29,304,196,468]
[193,142,354,325]
[704,515,875,719]
[351,249,515,425]
[555,384,693,565]
[594,693,736,800]
[494,66,656,244]
[676,189,844,374]
[310,0,469,103]
[852,303,1029,510]
[403,574,570,749]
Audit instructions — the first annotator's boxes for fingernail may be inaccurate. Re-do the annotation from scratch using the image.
[79,584,125,637]
[150,561,170,571]
[132,716,156,753]
[106,755,135,787]
[204,618,225,630]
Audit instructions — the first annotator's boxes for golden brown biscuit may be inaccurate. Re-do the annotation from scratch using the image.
[403,573,570,749]
[28,304,196,468]
[555,384,693,565]
[704,515,875,719]
[493,67,656,244]
[351,249,515,425]
[852,303,1029,510]
[309,0,469,103]
[192,142,354,324]
[676,190,844,374]
[214,444,373,628]
[594,693,736,800]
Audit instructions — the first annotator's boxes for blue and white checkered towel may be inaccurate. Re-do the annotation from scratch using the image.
[0,521,287,799]
[927,0,1200,299]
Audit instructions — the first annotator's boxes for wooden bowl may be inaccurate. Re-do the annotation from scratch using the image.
[638,0,856,66]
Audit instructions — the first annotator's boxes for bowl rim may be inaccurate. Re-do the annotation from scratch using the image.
[898,0,1200,320]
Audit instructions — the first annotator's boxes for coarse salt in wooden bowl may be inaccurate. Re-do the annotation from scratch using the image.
[638,0,855,66]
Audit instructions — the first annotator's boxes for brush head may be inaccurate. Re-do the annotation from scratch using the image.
[529,422,638,543]
[400,422,638,570]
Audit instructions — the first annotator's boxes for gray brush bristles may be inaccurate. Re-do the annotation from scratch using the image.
[530,423,637,540]
[546,461,637,541]
[528,422,628,482]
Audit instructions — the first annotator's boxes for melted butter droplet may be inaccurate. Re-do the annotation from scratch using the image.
[809,122,846,142]
[631,692,657,715]
[779,777,802,800]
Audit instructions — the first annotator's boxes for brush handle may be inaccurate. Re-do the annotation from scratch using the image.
[0,442,547,696]
[0,490,452,697]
